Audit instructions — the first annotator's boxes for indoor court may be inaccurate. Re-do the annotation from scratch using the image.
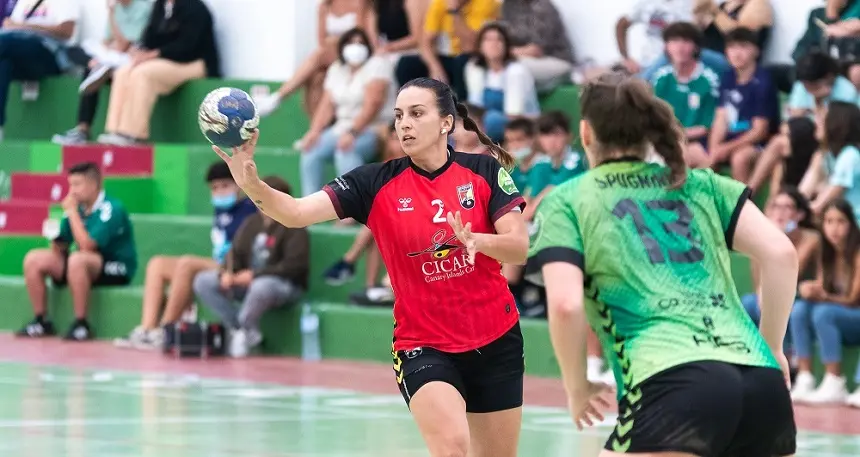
[0,335,857,457]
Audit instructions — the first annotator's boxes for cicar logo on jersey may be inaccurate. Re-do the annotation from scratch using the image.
[457,182,475,209]
[407,229,475,283]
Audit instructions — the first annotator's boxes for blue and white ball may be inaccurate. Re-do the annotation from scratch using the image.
[198,87,260,149]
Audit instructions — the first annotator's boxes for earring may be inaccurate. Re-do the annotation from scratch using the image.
[441,129,447,134]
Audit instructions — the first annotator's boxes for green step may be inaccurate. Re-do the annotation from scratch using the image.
[0,237,48,275]
[0,142,33,199]
[104,177,155,213]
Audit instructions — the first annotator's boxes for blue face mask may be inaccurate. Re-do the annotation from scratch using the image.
[212,193,237,209]
[784,220,798,234]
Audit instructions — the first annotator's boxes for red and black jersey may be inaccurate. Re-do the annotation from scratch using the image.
[323,147,526,353]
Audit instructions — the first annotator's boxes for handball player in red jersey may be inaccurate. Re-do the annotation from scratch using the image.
[213,77,530,457]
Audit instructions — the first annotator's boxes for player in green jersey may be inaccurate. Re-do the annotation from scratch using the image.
[525,73,798,457]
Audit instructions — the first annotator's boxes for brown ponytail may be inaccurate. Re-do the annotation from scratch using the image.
[581,72,687,188]
[455,102,516,171]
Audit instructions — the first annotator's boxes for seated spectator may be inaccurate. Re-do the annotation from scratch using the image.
[810,102,860,221]
[695,0,773,58]
[450,110,485,153]
[741,187,820,332]
[97,0,219,146]
[707,27,779,182]
[819,0,860,88]
[395,0,498,99]
[650,22,720,168]
[114,162,257,350]
[368,0,428,60]
[464,22,539,143]
[747,52,858,199]
[500,0,575,92]
[522,111,587,221]
[503,117,539,193]
[790,199,860,405]
[615,0,728,80]
[297,28,392,198]
[0,0,79,142]
[17,162,136,341]
[256,0,371,118]
[193,176,309,358]
[52,0,153,145]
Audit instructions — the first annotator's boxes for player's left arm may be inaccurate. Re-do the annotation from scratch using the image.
[523,190,590,395]
[474,159,528,264]
[65,211,99,252]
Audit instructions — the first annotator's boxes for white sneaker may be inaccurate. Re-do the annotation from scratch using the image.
[805,373,848,405]
[599,369,617,386]
[846,387,860,408]
[245,328,263,349]
[113,326,147,348]
[587,357,603,383]
[790,371,816,402]
[229,329,250,358]
[143,328,165,351]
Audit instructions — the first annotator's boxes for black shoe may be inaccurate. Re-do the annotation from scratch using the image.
[64,320,93,341]
[16,318,56,338]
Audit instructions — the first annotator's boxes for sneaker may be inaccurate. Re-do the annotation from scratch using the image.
[790,371,816,402]
[146,327,165,350]
[51,127,89,145]
[350,286,395,307]
[805,373,848,405]
[599,369,617,386]
[79,64,112,95]
[96,132,124,145]
[229,328,250,358]
[586,357,603,383]
[245,328,263,348]
[16,318,56,338]
[323,260,355,286]
[113,326,147,348]
[846,388,860,408]
[64,320,92,341]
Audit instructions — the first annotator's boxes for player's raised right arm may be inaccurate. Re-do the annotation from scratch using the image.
[213,132,338,228]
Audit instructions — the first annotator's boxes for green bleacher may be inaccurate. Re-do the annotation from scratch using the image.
[0,77,854,387]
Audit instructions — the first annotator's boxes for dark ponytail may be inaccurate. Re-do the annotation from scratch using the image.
[455,102,516,170]
[581,72,687,188]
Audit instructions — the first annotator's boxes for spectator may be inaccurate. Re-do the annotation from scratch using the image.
[695,0,773,57]
[395,0,498,100]
[464,22,539,143]
[522,111,587,221]
[17,162,136,341]
[0,0,79,142]
[369,0,428,59]
[255,0,371,118]
[650,22,720,169]
[450,109,485,153]
[747,51,857,199]
[297,28,392,198]
[193,176,309,358]
[503,117,539,193]
[114,162,257,350]
[818,0,860,88]
[810,102,860,221]
[97,0,219,146]
[790,199,860,405]
[707,27,779,182]
[0,0,18,24]
[51,0,153,145]
[500,0,576,92]
[741,187,820,333]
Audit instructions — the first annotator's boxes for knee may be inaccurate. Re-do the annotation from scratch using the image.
[811,305,838,329]
[192,270,219,295]
[146,255,169,274]
[790,299,811,322]
[429,433,469,457]
[23,250,53,275]
[244,278,276,302]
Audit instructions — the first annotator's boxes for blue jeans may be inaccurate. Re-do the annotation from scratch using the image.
[482,88,507,143]
[790,299,860,376]
[0,32,61,126]
[640,49,730,82]
[741,293,792,350]
[299,126,378,197]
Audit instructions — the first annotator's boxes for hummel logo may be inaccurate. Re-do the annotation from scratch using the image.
[397,197,414,212]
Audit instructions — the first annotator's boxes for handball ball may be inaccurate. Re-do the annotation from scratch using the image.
[198,87,260,149]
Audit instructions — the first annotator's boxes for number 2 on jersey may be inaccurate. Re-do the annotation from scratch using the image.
[431,199,446,223]
[612,198,704,264]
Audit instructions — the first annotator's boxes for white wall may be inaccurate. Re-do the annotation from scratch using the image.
[77,0,824,81]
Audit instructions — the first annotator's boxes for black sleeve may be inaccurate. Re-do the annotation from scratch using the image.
[322,163,386,225]
[481,157,526,224]
[156,3,211,62]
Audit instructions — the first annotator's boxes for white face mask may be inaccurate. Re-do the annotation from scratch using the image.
[342,43,370,66]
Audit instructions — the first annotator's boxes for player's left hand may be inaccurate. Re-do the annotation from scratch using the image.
[447,211,476,265]
[568,381,614,430]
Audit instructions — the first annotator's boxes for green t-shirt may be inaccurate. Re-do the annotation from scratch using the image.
[524,148,588,198]
[57,192,137,279]
[525,160,778,401]
[652,63,720,129]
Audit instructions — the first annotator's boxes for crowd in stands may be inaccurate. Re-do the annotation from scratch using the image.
[5,0,860,408]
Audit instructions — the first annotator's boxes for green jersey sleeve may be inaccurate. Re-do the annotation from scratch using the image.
[706,171,752,250]
[56,217,72,244]
[89,201,129,250]
[524,185,584,286]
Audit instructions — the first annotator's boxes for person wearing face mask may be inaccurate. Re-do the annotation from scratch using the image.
[502,118,538,194]
[113,162,257,350]
[295,28,394,202]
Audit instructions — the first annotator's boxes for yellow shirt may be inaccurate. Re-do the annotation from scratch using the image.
[424,0,500,56]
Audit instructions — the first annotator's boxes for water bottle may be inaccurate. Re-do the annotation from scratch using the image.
[300,303,321,361]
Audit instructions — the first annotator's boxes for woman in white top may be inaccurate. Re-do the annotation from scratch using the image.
[297,27,393,198]
[464,23,540,143]
[256,0,371,118]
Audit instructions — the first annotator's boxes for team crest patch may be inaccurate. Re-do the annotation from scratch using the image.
[457,183,476,209]
[498,168,517,195]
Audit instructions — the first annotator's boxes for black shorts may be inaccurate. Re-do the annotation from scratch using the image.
[52,251,132,287]
[393,322,524,413]
[605,361,796,457]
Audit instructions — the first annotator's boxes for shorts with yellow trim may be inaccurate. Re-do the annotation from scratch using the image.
[392,322,524,413]
[605,361,796,457]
